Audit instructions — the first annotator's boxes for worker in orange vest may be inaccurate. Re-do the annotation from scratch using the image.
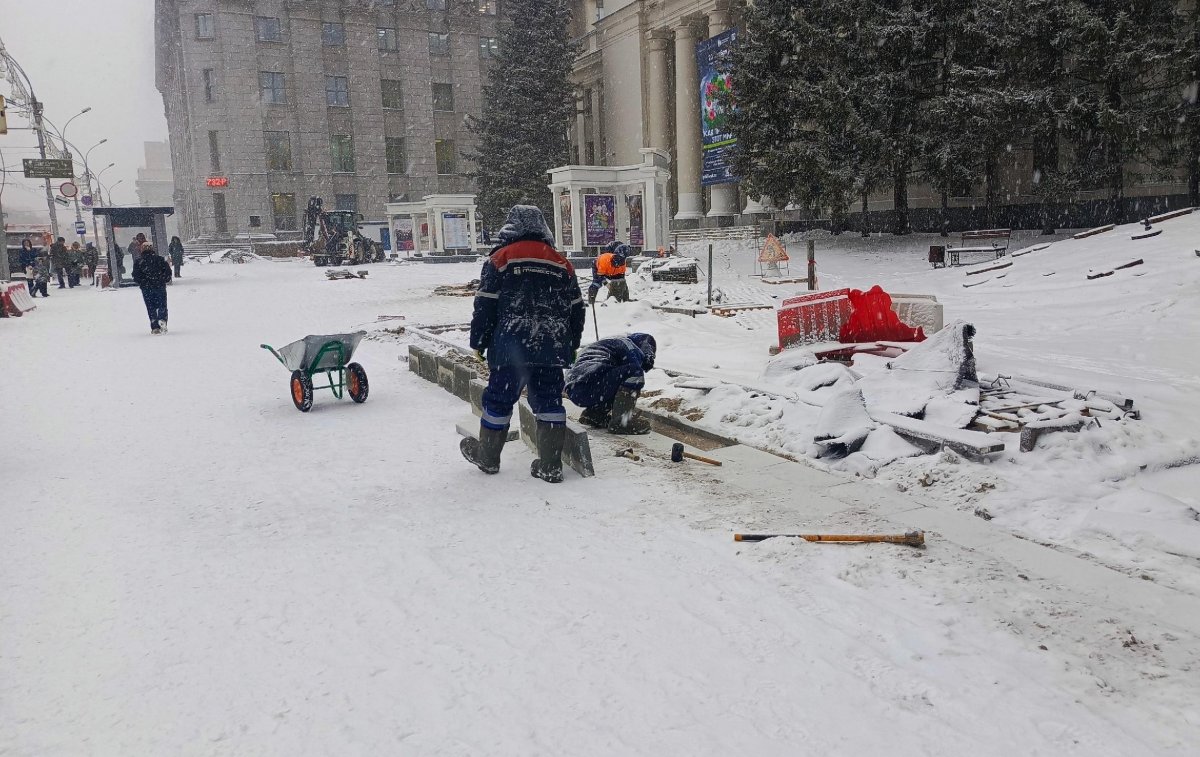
[588,242,631,304]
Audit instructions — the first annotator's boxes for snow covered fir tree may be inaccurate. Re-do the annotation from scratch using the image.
[468,0,576,230]
[728,0,1199,234]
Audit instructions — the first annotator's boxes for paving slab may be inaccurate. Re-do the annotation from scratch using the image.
[455,416,520,443]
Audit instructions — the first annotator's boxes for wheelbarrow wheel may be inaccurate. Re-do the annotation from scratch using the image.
[347,362,369,403]
[290,370,314,412]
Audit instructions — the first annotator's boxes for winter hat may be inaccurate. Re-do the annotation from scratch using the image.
[629,333,656,370]
[614,243,632,262]
[498,205,555,246]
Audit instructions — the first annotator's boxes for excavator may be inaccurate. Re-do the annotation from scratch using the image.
[301,197,383,266]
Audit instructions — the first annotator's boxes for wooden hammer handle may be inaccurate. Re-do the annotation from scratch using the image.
[735,532,925,547]
[682,451,722,466]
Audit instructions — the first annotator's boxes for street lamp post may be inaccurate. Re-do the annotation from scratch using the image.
[88,159,114,253]
[75,138,108,244]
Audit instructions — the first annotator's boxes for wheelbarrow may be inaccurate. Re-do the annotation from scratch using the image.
[261,332,369,412]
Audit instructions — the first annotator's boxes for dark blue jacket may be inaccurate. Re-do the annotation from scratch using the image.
[470,220,586,368]
[19,246,39,269]
[132,250,173,288]
[565,334,656,407]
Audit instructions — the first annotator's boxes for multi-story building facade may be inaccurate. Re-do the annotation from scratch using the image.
[155,0,502,240]
[568,0,1189,230]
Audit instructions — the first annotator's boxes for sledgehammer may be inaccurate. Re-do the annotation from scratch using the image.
[671,442,722,466]
[734,531,926,547]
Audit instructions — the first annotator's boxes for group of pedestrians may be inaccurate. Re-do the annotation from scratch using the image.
[18,237,100,297]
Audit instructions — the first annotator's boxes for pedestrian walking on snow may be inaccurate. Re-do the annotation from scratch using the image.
[83,243,99,283]
[30,249,51,298]
[67,242,84,288]
[132,243,173,334]
[168,236,185,278]
[565,333,657,434]
[50,237,69,289]
[461,204,586,483]
[19,239,38,297]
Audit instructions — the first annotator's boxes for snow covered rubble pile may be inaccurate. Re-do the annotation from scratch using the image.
[204,248,268,264]
[627,258,726,307]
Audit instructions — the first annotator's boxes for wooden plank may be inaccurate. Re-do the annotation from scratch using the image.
[1086,270,1114,280]
[1073,224,1114,239]
[1115,259,1144,270]
[965,260,1012,276]
[1012,243,1052,257]
[1147,207,1194,224]
[1131,229,1162,240]
[962,278,991,288]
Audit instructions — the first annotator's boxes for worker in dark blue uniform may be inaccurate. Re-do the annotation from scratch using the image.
[565,333,656,434]
[463,205,587,483]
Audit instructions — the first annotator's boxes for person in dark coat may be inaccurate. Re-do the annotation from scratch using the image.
[30,249,51,298]
[565,333,656,434]
[168,236,185,278]
[66,242,84,287]
[462,205,586,483]
[588,242,631,303]
[83,243,99,283]
[131,243,173,333]
[18,239,39,296]
[49,237,69,288]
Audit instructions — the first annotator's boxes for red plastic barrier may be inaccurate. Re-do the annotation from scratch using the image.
[1,282,37,317]
[838,285,925,344]
[777,288,853,348]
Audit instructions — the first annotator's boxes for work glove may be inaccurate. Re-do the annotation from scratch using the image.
[474,349,486,363]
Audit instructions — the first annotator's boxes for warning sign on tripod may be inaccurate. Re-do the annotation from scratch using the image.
[757,234,790,278]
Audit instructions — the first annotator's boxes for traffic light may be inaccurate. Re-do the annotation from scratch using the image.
[0,95,8,135]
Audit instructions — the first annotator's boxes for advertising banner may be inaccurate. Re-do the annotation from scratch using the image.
[560,194,573,247]
[443,212,471,249]
[584,194,616,247]
[696,28,738,186]
[626,195,644,247]
[393,218,415,252]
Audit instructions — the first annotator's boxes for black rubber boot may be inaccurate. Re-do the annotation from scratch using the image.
[529,422,566,483]
[578,405,611,429]
[460,424,507,474]
[608,388,652,435]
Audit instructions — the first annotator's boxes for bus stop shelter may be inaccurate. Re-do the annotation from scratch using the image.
[91,206,174,287]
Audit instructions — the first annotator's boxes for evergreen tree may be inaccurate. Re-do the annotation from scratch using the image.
[1059,0,1191,222]
[467,0,575,230]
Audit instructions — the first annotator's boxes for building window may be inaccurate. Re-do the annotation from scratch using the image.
[208,131,221,172]
[334,194,358,213]
[378,27,397,51]
[265,131,292,171]
[331,135,355,173]
[255,16,282,42]
[428,32,449,55]
[478,0,497,14]
[432,83,454,111]
[435,139,456,175]
[480,37,498,58]
[202,68,215,102]
[385,137,407,174]
[325,76,350,107]
[195,13,215,39]
[427,0,447,9]
[382,79,404,110]
[213,193,228,233]
[259,71,286,104]
[322,22,346,46]
[272,193,297,231]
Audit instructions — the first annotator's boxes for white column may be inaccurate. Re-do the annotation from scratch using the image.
[643,178,659,250]
[551,187,564,248]
[645,32,671,153]
[467,207,478,250]
[706,6,739,219]
[568,186,583,250]
[673,22,703,221]
[590,87,603,165]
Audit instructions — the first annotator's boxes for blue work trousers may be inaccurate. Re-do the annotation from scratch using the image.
[481,365,566,430]
[141,286,168,329]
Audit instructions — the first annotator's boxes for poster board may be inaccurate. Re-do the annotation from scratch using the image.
[443,212,471,249]
[696,28,739,186]
[393,218,415,252]
[626,195,644,247]
[560,194,573,247]
[584,194,616,247]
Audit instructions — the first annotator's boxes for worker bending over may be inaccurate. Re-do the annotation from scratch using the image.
[565,333,656,435]
[588,242,631,303]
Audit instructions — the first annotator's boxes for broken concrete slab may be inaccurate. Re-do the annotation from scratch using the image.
[518,399,595,477]
[1020,415,1087,452]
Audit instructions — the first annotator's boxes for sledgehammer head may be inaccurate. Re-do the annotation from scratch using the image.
[671,442,684,462]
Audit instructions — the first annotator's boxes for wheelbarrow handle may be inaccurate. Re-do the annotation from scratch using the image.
[260,344,287,367]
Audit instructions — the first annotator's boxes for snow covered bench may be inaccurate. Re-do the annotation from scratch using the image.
[939,229,1011,267]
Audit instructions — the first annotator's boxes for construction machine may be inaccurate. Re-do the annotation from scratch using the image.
[301,197,383,266]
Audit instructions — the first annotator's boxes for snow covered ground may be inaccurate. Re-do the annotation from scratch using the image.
[2,248,1199,754]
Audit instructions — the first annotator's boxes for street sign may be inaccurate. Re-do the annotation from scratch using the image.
[75,221,87,236]
[23,158,75,179]
[81,195,93,207]
[60,181,79,198]
[54,196,71,207]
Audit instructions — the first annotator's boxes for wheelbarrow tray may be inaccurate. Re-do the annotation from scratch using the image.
[263,331,366,373]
